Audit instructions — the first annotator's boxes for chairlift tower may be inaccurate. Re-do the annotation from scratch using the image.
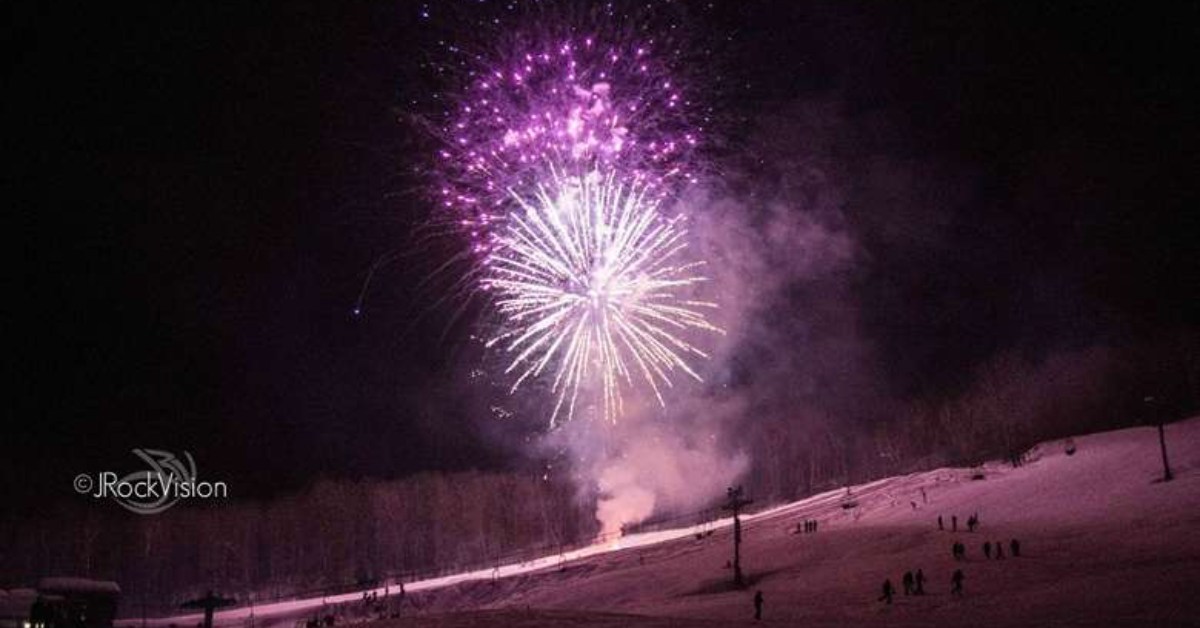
[723,485,753,588]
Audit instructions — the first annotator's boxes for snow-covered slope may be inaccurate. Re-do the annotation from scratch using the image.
[127,417,1200,628]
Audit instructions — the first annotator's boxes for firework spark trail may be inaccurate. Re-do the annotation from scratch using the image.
[484,170,720,426]
[425,10,720,425]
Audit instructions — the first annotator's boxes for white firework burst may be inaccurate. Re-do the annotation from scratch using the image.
[484,169,720,426]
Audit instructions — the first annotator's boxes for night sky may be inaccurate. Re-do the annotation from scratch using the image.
[6,2,1197,508]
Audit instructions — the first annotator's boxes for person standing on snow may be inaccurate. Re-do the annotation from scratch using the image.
[951,569,965,596]
[880,579,895,604]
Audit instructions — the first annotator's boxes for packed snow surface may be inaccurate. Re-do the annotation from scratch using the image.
[121,417,1200,627]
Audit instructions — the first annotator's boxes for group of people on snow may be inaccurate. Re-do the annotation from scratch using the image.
[751,488,1033,620]
[795,519,820,534]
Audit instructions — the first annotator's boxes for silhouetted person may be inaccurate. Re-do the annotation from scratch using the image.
[995,540,1004,559]
[921,487,928,504]
[1010,538,1021,557]
[754,590,763,620]
[951,569,965,596]
[902,571,914,595]
[880,579,894,604]
[983,541,992,559]
[915,569,926,595]
[938,515,944,531]
[952,515,958,531]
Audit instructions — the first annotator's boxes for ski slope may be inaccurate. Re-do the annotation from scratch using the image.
[121,416,1200,627]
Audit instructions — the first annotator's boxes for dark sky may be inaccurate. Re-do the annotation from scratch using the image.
[6,2,1197,507]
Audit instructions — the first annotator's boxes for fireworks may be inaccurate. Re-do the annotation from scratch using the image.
[425,7,719,425]
[485,169,719,425]
[433,20,705,258]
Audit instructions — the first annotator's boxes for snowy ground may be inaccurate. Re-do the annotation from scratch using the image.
[126,417,1200,627]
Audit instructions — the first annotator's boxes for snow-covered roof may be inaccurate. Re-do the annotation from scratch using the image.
[0,589,38,619]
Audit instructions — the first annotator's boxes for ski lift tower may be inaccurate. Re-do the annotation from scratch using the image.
[723,485,753,588]
[1144,396,1173,482]
[180,591,235,628]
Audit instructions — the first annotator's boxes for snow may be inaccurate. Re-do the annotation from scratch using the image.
[119,417,1200,627]
[0,589,39,623]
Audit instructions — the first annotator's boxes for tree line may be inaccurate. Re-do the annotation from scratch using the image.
[0,471,593,616]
